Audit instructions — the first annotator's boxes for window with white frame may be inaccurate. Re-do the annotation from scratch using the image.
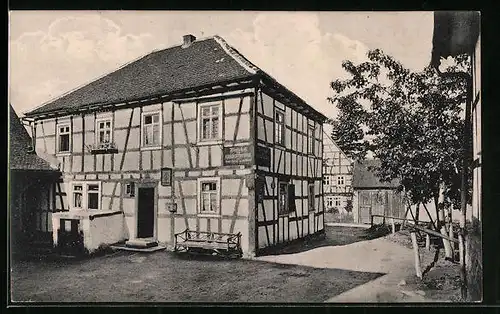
[71,182,101,210]
[308,125,315,155]
[323,175,331,186]
[326,196,334,208]
[96,118,113,146]
[198,178,220,214]
[337,175,345,186]
[142,112,161,147]
[275,109,285,146]
[199,103,221,141]
[57,124,71,153]
[308,183,315,211]
[334,197,341,207]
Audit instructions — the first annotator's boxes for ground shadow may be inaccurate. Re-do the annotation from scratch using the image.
[259,225,392,256]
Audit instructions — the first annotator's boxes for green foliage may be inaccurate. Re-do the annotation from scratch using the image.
[329,49,472,207]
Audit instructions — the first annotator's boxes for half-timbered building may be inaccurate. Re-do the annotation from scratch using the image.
[22,34,327,257]
[322,131,353,222]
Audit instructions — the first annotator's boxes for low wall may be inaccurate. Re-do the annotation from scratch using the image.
[52,210,128,254]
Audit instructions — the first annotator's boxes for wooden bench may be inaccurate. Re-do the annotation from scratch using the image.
[174,229,242,258]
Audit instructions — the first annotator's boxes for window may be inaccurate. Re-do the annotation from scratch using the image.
[57,124,71,153]
[198,178,220,215]
[308,125,315,155]
[125,182,135,197]
[275,109,285,146]
[142,112,161,147]
[323,175,331,186]
[96,118,113,146]
[337,176,345,186]
[308,184,315,211]
[73,184,83,209]
[278,182,288,215]
[334,197,341,207]
[199,103,221,141]
[70,182,101,211]
[326,196,334,208]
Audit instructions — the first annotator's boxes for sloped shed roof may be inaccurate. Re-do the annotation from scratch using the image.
[9,105,58,172]
[352,159,400,189]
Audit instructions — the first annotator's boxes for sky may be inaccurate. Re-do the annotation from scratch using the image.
[8,11,434,121]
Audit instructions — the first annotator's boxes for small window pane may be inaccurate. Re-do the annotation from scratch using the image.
[145,115,152,124]
[73,193,82,208]
[153,114,159,123]
[88,184,99,191]
[88,193,99,210]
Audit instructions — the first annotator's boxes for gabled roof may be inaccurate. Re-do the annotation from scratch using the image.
[352,159,400,189]
[9,105,58,172]
[24,35,327,122]
[322,129,352,164]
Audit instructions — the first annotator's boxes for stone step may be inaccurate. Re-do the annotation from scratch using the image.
[125,238,158,248]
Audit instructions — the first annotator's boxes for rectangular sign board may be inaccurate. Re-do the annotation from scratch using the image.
[223,145,252,166]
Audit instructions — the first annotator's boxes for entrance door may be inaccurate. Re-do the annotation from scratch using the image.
[137,187,155,238]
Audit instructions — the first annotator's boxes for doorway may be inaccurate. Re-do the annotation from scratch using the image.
[137,187,155,238]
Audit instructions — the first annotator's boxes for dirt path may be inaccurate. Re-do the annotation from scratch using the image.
[254,234,448,302]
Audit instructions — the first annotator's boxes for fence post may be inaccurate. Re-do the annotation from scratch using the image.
[370,215,374,227]
[410,231,423,279]
[391,218,395,234]
[425,233,431,251]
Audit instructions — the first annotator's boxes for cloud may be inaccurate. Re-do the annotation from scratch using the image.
[9,14,156,114]
[225,12,369,120]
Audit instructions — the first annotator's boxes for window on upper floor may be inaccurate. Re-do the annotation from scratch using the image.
[323,175,331,186]
[199,103,222,142]
[57,124,71,153]
[96,118,113,147]
[275,109,285,146]
[141,112,162,148]
[337,175,345,186]
[308,125,315,155]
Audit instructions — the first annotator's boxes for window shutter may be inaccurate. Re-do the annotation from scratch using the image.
[288,184,296,212]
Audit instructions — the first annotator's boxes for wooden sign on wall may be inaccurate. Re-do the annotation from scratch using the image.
[223,145,252,166]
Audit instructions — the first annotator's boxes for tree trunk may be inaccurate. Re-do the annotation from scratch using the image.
[438,182,453,260]
[415,203,420,223]
[459,73,473,300]
[411,231,422,279]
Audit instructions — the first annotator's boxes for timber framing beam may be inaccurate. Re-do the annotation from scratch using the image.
[23,77,258,122]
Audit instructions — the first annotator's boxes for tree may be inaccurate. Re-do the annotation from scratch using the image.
[329,50,472,230]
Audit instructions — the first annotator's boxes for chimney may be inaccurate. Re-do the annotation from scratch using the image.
[182,34,196,48]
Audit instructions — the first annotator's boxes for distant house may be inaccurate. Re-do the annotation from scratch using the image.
[9,105,60,255]
[351,159,405,224]
[322,131,353,222]
[21,34,327,257]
